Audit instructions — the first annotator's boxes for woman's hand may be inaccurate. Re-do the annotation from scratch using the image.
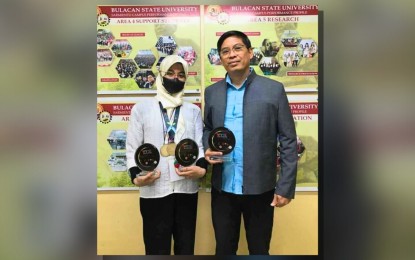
[175,165,206,179]
[133,170,161,187]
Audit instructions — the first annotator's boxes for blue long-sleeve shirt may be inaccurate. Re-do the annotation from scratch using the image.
[221,70,252,194]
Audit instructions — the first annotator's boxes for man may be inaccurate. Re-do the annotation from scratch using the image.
[144,74,155,88]
[203,30,298,255]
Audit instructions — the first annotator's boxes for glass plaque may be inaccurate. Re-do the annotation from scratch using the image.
[134,143,160,174]
[174,138,199,168]
[208,127,235,162]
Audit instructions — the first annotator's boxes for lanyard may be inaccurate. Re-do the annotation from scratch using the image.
[159,102,181,143]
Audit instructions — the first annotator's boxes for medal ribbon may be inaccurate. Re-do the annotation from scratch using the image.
[159,102,181,143]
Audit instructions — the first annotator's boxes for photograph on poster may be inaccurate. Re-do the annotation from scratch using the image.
[282,50,301,68]
[260,38,280,57]
[298,39,318,58]
[258,57,280,75]
[107,129,127,150]
[177,46,197,66]
[134,70,156,89]
[107,152,128,172]
[111,39,133,58]
[97,28,114,46]
[207,48,221,65]
[155,36,177,55]
[115,59,137,78]
[250,47,263,65]
[280,29,302,47]
[134,50,156,69]
[97,49,113,67]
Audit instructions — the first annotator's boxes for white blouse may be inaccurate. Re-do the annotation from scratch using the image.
[126,98,205,198]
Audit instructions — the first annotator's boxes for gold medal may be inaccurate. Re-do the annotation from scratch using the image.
[160,144,169,157]
[167,143,176,156]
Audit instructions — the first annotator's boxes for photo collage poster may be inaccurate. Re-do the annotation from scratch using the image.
[97,5,318,190]
[204,5,318,91]
[97,5,202,94]
[287,95,318,190]
[97,97,202,190]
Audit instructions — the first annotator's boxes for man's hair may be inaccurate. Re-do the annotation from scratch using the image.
[217,30,252,51]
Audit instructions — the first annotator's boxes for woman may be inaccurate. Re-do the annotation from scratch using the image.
[126,55,207,255]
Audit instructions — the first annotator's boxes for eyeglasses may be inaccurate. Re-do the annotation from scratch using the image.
[161,70,187,81]
[219,44,246,57]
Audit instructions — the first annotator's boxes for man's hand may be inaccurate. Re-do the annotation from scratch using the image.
[270,194,291,208]
[205,148,224,164]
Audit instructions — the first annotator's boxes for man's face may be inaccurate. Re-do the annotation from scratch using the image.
[148,75,155,82]
[219,36,253,74]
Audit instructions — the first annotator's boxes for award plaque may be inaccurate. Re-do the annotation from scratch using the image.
[174,138,199,168]
[134,143,160,174]
[208,127,236,162]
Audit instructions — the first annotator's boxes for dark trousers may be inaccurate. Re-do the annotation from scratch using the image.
[140,192,198,255]
[211,188,275,255]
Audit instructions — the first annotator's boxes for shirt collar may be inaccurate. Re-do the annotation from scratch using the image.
[225,67,253,90]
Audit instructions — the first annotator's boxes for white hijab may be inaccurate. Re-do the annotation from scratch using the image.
[155,55,189,109]
[154,55,189,143]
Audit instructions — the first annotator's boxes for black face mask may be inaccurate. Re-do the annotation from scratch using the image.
[162,77,185,94]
